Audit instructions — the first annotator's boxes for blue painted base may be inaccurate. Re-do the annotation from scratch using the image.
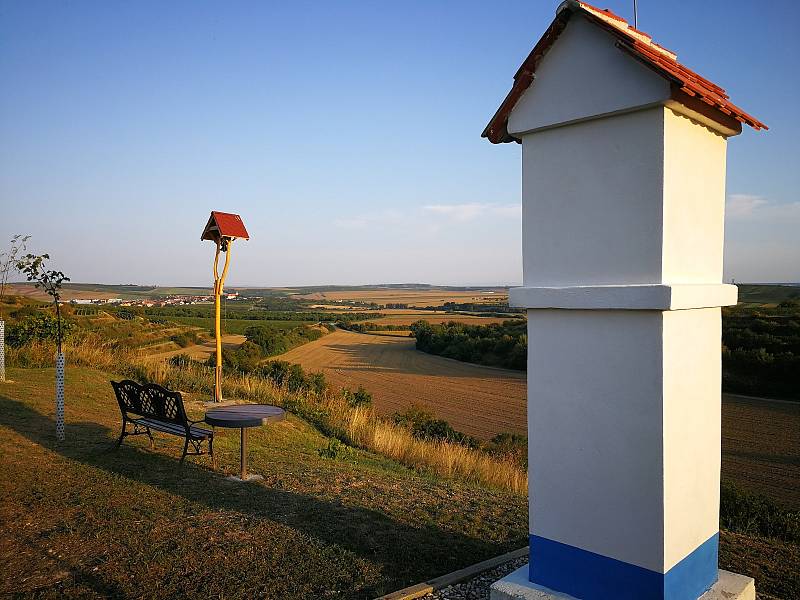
[529,533,719,600]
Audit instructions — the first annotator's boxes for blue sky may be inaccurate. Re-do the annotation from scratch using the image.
[1,0,797,286]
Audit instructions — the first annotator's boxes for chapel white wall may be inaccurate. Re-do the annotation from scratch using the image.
[521,107,665,287]
[662,307,722,570]
[507,14,670,136]
[662,108,728,284]
[527,309,666,572]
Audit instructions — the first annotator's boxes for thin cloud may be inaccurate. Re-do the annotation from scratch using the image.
[333,210,404,229]
[726,194,768,218]
[422,203,520,221]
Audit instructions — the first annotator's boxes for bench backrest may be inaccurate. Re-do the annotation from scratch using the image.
[111,380,189,429]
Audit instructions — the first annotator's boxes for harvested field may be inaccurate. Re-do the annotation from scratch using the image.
[363,331,414,337]
[721,394,800,508]
[293,289,508,307]
[276,329,526,440]
[8,283,122,302]
[364,315,523,327]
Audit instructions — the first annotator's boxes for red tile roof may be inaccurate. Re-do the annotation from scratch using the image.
[483,0,766,143]
[201,211,250,242]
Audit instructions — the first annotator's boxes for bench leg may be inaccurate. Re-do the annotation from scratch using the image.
[116,418,127,448]
[180,437,189,465]
[146,428,154,449]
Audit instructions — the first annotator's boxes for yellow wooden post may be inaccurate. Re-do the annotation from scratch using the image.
[202,211,248,403]
[213,239,233,402]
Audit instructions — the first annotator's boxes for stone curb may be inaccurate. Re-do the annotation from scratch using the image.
[374,546,529,600]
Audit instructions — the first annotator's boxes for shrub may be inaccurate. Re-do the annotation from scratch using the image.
[6,313,75,347]
[486,432,528,468]
[245,324,325,357]
[318,438,355,460]
[720,483,799,543]
[210,341,263,374]
[393,405,479,448]
[343,386,372,408]
[170,331,199,348]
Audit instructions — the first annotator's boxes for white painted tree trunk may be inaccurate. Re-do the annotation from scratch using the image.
[55,351,65,441]
[0,319,5,382]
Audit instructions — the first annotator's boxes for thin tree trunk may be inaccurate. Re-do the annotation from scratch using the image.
[0,319,5,382]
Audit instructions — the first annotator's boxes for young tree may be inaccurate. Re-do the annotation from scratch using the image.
[0,235,30,382]
[16,253,70,441]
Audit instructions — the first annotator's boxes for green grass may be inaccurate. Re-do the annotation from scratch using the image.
[1,368,798,599]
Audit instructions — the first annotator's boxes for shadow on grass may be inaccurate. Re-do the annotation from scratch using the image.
[0,393,517,597]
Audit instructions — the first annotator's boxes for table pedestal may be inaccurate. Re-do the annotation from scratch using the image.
[204,404,285,484]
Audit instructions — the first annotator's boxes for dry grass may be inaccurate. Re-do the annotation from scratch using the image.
[345,407,527,492]
[6,334,138,371]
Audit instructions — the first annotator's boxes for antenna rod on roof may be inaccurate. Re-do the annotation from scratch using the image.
[633,0,638,28]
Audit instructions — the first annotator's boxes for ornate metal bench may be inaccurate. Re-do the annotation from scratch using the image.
[111,380,214,465]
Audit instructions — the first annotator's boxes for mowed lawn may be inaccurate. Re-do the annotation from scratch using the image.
[0,368,527,599]
[1,369,798,599]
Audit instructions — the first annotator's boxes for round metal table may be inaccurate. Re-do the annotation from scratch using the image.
[205,404,285,480]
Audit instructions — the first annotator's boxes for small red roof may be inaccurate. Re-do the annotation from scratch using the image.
[483,0,767,143]
[201,211,250,242]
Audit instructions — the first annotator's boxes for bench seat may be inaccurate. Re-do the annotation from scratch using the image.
[134,417,213,440]
[111,380,214,465]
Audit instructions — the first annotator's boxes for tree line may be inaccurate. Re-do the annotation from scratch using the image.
[410,319,527,371]
[408,301,799,400]
[722,300,800,400]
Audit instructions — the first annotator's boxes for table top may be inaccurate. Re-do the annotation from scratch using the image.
[204,404,286,428]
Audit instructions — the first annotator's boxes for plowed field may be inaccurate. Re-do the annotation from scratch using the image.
[276,328,526,440]
[721,394,800,508]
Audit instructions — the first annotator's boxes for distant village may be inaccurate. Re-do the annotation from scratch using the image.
[69,292,241,308]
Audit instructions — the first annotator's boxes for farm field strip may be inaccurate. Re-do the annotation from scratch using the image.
[292,289,509,307]
[162,316,312,334]
[363,315,523,327]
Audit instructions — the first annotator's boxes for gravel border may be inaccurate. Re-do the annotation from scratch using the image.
[376,548,527,600]
[418,556,528,600]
